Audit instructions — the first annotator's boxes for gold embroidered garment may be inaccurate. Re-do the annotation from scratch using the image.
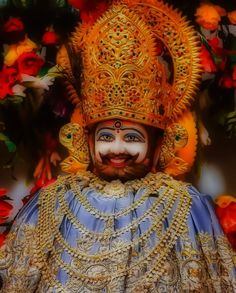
[0,172,235,292]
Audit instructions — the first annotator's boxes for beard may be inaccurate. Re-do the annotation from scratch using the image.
[92,152,152,182]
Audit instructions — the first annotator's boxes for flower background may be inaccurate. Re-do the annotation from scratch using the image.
[0,0,236,246]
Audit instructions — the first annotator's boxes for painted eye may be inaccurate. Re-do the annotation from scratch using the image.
[98,134,114,142]
[124,134,142,142]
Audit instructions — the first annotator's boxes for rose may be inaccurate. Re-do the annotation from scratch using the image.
[3,17,24,33]
[42,31,59,45]
[0,66,21,99]
[16,52,44,76]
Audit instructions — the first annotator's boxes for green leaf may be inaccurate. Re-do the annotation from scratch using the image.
[0,132,16,152]
[5,140,16,152]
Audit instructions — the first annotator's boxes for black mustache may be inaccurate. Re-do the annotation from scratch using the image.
[99,152,139,161]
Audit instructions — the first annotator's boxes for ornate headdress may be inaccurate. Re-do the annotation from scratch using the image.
[58,0,202,176]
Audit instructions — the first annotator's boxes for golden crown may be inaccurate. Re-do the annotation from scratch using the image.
[58,0,202,129]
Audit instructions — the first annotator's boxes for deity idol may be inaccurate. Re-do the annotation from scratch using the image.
[0,0,235,292]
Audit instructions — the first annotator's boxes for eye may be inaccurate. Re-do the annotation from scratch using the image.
[124,133,144,142]
[97,132,114,142]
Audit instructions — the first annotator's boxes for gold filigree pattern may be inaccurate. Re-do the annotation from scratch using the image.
[36,173,192,291]
[159,111,198,176]
[0,225,42,293]
[59,122,90,174]
[58,0,202,129]
[159,123,189,176]
[0,174,236,292]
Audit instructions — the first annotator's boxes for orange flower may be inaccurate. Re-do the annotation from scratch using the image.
[214,5,227,17]
[228,11,236,24]
[195,4,222,30]
[4,37,37,66]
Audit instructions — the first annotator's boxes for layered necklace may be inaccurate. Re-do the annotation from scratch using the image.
[37,172,192,292]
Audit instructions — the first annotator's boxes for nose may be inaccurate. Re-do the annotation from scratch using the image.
[112,137,125,154]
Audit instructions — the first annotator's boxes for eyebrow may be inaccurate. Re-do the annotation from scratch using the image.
[121,127,145,139]
[96,127,145,139]
[96,127,114,135]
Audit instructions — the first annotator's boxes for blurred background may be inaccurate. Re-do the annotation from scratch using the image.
[0,0,236,227]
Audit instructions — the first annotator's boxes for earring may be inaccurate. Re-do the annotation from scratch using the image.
[158,111,198,177]
[59,122,90,174]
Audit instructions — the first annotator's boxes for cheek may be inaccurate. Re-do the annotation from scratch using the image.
[125,142,148,163]
[94,141,112,161]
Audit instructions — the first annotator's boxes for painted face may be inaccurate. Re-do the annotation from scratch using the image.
[92,119,152,181]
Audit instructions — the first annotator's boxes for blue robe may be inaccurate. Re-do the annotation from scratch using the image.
[0,172,235,292]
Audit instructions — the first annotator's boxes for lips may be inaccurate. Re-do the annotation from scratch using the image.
[100,153,139,168]
[109,158,127,168]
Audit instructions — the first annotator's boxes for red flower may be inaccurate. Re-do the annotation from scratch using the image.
[16,52,44,76]
[68,0,109,24]
[216,202,236,234]
[0,83,13,100]
[219,75,234,88]
[0,188,8,197]
[0,66,20,100]
[215,196,236,250]
[208,37,223,56]
[42,31,59,45]
[0,201,13,219]
[200,44,217,72]
[3,17,24,33]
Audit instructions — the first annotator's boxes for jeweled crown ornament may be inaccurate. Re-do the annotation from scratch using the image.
[58,0,202,130]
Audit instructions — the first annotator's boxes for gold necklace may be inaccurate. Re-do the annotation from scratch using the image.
[57,184,168,241]
[37,173,192,291]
